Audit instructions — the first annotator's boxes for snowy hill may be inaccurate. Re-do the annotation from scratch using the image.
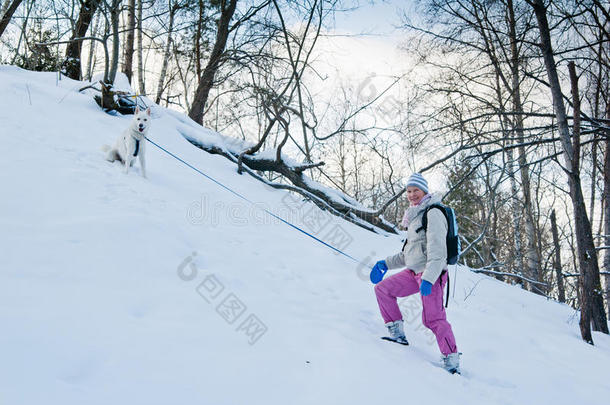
[1,66,609,405]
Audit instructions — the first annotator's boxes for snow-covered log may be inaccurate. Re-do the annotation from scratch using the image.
[184,137,399,235]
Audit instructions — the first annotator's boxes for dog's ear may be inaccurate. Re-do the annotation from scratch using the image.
[135,106,140,114]
[146,107,151,116]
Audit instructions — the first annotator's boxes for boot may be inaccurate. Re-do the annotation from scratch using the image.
[385,320,408,344]
[442,352,461,374]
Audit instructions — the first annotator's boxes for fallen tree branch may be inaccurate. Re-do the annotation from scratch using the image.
[294,161,325,173]
[563,272,610,277]
[184,136,398,234]
[470,267,549,286]
[374,188,406,216]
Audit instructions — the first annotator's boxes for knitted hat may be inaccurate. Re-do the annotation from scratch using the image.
[406,173,429,194]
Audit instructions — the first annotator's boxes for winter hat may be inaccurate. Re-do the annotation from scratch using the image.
[406,173,429,194]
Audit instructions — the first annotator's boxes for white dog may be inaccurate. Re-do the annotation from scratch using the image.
[102,106,151,177]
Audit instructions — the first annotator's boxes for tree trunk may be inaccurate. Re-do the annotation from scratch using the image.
[603,104,610,319]
[0,0,24,38]
[62,0,99,80]
[136,0,145,94]
[493,59,525,278]
[155,2,176,104]
[507,139,525,277]
[195,0,204,79]
[508,0,543,293]
[532,0,608,344]
[85,10,101,81]
[569,62,608,332]
[107,0,121,84]
[590,140,598,224]
[550,210,566,303]
[1,0,11,14]
[122,0,136,83]
[591,37,603,244]
[9,0,32,64]
[188,0,238,125]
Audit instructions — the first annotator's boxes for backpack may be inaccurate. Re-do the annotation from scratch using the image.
[415,203,461,308]
[415,203,461,265]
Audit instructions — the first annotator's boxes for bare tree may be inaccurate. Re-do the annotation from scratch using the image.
[106,0,122,83]
[603,104,610,317]
[189,0,238,124]
[62,0,100,80]
[0,0,25,38]
[136,0,145,93]
[506,0,543,289]
[399,0,548,284]
[530,0,608,343]
[155,0,182,104]
[85,10,101,80]
[122,0,135,82]
[550,210,566,303]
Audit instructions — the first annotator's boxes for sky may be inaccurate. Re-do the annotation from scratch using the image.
[298,1,446,188]
[311,0,422,92]
[307,0,416,95]
[332,0,409,40]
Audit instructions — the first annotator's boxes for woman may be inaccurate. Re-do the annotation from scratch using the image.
[370,173,460,374]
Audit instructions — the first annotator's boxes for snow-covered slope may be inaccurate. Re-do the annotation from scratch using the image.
[1,66,609,405]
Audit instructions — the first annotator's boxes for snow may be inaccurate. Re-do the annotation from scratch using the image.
[1,65,609,405]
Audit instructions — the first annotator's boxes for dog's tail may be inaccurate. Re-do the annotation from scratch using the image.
[101,144,111,153]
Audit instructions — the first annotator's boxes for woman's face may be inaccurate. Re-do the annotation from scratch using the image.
[407,186,426,205]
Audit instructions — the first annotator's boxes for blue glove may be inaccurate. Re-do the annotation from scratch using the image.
[370,260,388,284]
[420,280,432,296]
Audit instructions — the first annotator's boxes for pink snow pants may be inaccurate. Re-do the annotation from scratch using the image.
[374,269,458,356]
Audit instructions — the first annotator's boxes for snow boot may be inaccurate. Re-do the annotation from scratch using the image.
[383,320,409,345]
[442,352,461,374]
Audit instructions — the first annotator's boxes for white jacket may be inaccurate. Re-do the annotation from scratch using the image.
[385,194,448,284]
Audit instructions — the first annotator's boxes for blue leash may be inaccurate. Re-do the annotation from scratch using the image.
[145,137,365,265]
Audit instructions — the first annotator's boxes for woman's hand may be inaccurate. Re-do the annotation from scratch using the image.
[420,280,433,296]
[370,260,388,284]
